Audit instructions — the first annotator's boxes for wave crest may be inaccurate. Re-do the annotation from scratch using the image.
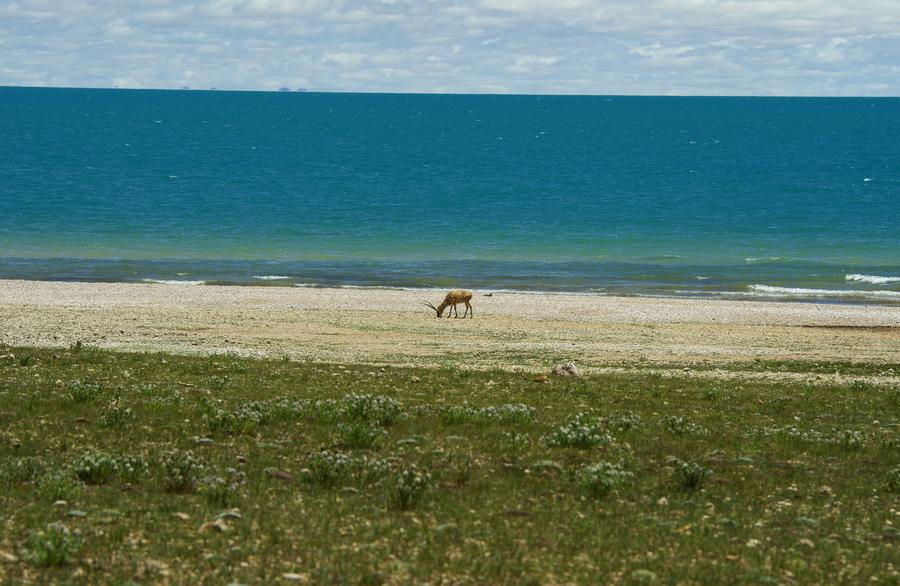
[845,274,900,285]
[141,279,206,286]
[744,256,792,264]
[749,284,900,300]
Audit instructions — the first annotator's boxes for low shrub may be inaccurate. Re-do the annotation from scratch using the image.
[72,452,119,485]
[204,403,267,434]
[578,461,634,497]
[673,459,711,491]
[35,471,83,502]
[545,413,614,449]
[335,422,386,450]
[200,468,245,508]
[160,449,206,493]
[27,523,81,567]
[303,449,353,487]
[393,464,431,510]
[357,456,393,487]
[66,381,103,403]
[0,456,47,484]
[100,398,134,428]
[117,455,150,483]
[887,465,900,493]
[660,415,709,437]
[341,394,404,426]
[439,403,536,425]
[837,429,866,450]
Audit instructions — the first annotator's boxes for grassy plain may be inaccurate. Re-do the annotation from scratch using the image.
[1,345,898,584]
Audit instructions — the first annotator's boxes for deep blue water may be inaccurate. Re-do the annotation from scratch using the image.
[1,87,898,302]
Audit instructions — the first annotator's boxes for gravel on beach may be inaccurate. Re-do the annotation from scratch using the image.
[2,279,898,376]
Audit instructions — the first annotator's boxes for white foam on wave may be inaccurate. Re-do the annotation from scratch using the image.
[253,275,292,280]
[749,284,900,299]
[141,279,206,286]
[479,288,609,297]
[745,256,791,264]
[845,274,900,285]
[293,283,454,293]
[286,283,609,296]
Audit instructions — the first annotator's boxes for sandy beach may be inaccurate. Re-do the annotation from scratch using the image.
[1,279,898,382]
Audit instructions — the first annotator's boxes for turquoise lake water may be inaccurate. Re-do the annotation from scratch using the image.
[1,87,898,302]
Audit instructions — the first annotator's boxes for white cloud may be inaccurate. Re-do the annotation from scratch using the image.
[514,55,561,66]
[630,43,696,60]
[322,51,368,66]
[233,0,334,16]
[812,37,852,63]
[481,0,591,12]
[0,0,898,95]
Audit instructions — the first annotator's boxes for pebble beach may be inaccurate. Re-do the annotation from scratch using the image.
[2,279,898,381]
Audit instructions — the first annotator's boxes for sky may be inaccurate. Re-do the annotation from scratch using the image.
[1,0,898,96]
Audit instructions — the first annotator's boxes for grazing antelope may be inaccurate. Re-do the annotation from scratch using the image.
[423,289,474,318]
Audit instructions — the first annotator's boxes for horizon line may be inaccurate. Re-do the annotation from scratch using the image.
[1,84,898,99]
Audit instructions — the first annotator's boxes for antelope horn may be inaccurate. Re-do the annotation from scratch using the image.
[422,301,438,311]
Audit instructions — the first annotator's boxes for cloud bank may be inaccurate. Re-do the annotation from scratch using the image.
[1,0,898,95]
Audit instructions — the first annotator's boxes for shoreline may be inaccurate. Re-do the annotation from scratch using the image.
[1,279,898,378]
[123,280,900,307]
[3,256,899,306]
[2,276,900,309]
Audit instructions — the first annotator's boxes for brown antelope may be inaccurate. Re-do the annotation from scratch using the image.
[423,289,474,318]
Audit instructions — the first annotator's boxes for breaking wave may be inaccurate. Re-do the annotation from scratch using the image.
[141,279,206,285]
[749,284,900,300]
[845,274,900,285]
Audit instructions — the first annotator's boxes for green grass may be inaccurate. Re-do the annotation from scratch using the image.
[683,359,900,377]
[0,345,898,584]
